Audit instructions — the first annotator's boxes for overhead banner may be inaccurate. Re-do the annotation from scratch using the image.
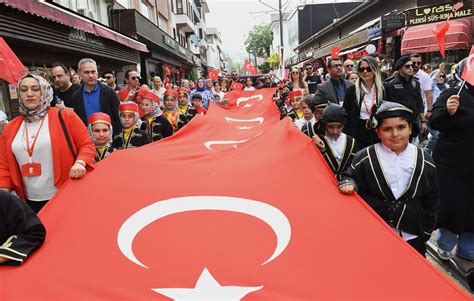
[0,89,469,300]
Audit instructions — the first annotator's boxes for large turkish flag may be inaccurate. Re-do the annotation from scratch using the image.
[0,89,469,300]
[0,36,26,85]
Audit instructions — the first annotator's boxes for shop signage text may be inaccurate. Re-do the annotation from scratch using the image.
[407,1,473,26]
[381,14,406,30]
[68,29,104,49]
[367,23,382,40]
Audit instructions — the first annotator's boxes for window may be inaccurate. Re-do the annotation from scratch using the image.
[199,29,203,39]
[171,0,174,13]
[116,0,131,8]
[140,0,151,20]
[177,0,183,14]
[173,28,177,40]
[158,14,167,31]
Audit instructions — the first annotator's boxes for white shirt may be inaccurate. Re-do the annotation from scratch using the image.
[294,116,316,131]
[243,86,256,91]
[151,87,166,102]
[359,84,376,120]
[415,70,432,112]
[325,133,346,165]
[12,116,57,201]
[375,143,418,241]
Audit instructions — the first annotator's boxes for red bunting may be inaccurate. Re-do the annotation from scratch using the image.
[330,45,341,59]
[231,81,244,91]
[0,36,27,85]
[433,21,450,58]
[461,46,474,86]
[208,69,219,81]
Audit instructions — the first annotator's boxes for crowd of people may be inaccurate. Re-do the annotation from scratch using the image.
[0,52,472,269]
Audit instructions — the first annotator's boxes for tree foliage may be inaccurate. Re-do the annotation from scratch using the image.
[245,24,273,58]
[267,53,280,69]
[258,62,271,74]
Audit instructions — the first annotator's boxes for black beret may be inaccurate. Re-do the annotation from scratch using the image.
[321,103,347,124]
[393,54,411,71]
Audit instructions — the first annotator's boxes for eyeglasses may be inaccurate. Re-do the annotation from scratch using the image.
[130,76,139,80]
[358,67,373,73]
[345,65,354,68]
[413,62,422,66]
[403,64,414,69]
[292,71,299,74]
[439,75,446,78]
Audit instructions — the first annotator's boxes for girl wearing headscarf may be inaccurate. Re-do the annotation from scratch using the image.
[113,101,149,150]
[138,89,173,142]
[177,87,197,121]
[88,112,114,162]
[189,78,215,110]
[162,88,188,133]
[339,101,439,256]
[0,74,95,213]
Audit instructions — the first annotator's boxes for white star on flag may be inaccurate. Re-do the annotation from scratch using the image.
[152,268,263,300]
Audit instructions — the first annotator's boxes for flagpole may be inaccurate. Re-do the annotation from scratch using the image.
[457,80,466,96]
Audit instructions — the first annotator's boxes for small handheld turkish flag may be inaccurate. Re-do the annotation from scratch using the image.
[434,21,450,58]
[0,36,27,85]
[242,60,251,72]
[164,66,171,76]
[330,45,341,59]
[249,65,258,75]
[231,81,244,91]
[208,69,219,81]
[461,46,474,86]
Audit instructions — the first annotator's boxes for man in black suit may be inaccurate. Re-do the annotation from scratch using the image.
[314,57,353,105]
[71,58,122,135]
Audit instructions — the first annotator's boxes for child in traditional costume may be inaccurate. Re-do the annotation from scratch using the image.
[177,87,197,121]
[313,103,358,181]
[113,101,149,150]
[162,88,188,133]
[191,94,208,115]
[301,95,328,137]
[138,89,173,142]
[87,112,114,162]
[339,101,439,256]
[295,95,317,131]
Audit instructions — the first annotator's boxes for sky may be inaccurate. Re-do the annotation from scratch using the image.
[205,0,298,64]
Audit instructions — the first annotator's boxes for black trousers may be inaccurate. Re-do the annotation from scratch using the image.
[407,236,427,257]
[26,200,49,213]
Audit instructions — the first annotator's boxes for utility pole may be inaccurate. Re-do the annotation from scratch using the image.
[279,0,284,78]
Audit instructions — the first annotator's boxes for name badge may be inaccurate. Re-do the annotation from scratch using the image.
[21,162,42,177]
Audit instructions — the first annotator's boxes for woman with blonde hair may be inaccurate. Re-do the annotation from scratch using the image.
[289,66,309,95]
[342,56,385,148]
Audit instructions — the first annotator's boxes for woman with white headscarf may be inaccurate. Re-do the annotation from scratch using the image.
[0,74,95,213]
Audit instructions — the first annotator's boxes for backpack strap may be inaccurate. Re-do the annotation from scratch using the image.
[58,109,77,160]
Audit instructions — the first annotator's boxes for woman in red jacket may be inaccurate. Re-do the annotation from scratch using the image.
[0,74,95,213]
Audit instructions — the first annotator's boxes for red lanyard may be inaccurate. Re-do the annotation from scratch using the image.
[24,117,46,161]
[363,88,376,116]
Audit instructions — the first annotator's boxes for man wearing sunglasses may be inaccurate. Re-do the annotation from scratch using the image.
[304,62,321,94]
[118,70,142,102]
[343,59,355,74]
[411,54,433,121]
[102,70,120,92]
[385,54,427,133]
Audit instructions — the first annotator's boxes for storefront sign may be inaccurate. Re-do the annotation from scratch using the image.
[340,30,368,49]
[178,45,186,55]
[8,84,18,99]
[381,14,406,30]
[406,1,473,26]
[163,35,177,49]
[367,22,382,40]
[68,29,104,49]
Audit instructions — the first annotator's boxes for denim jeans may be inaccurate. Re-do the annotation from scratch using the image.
[437,228,474,260]
[425,126,438,155]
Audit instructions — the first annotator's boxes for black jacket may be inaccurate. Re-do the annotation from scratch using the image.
[384,74,424,117]
[315,78,354,104]
[340,145,439,238]
[0,191,46,265]
[71,83,122,134]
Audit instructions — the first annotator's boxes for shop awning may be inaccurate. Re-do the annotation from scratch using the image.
[0,0,149,52]
[401,19,472,54]
[339,45,366,56]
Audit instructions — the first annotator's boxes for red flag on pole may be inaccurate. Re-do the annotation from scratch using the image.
[208,69,219,81]
[461,46,474,86]
[433,21,450,58]
[0,36,27,85]
[248,65,258,75]
[242,60,251,72]
[1,89,470,300]
[330,45,341,59]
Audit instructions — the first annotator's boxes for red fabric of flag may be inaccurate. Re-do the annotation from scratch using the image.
[330,45,341,59]
[461,46,474,86]
[231,81,244,91]
[0,89,470,300]
[208,69,219,81]
[433,21,450,58]
[0,36,27,85]
[242,60,251,72]
[248,65,258,75]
